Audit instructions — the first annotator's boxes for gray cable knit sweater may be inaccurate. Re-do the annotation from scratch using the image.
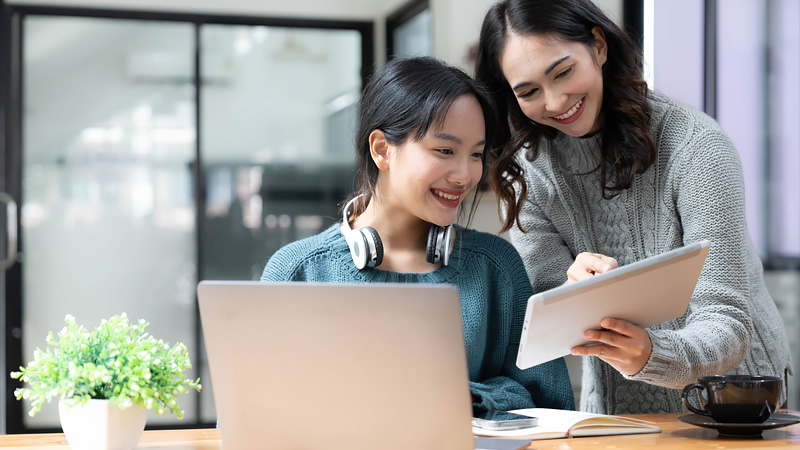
[509,91,793,414]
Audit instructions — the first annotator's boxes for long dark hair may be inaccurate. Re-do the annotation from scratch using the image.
[348,56,499,226]
[476,0,655,232]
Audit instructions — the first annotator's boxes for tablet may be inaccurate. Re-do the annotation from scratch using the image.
[516,240,710,369]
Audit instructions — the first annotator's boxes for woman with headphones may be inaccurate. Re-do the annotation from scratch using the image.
[261,56,575,412]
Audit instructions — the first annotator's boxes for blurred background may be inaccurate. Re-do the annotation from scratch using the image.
[0,0,797,433]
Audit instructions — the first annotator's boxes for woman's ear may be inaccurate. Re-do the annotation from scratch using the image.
[591,26,608,67]
[369,129,391,170]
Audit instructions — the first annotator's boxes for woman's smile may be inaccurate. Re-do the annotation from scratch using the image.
[551,97,585,124]
[431,188,464,208]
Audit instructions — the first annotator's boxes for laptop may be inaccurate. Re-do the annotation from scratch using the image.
[516,240,710,369]
[197,281,476,450]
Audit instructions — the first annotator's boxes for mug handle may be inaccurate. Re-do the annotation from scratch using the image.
[682,383,711,416]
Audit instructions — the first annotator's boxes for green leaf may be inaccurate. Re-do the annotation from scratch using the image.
[11,314,201,418]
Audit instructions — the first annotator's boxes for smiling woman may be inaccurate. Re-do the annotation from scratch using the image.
[362,93,486,260]
[259,56,576,413]
[475,0,792,417]
[499,29,606,137]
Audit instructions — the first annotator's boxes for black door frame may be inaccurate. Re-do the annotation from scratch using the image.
[386,0,429,59]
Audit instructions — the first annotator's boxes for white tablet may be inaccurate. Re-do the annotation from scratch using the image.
[516,240,710,369]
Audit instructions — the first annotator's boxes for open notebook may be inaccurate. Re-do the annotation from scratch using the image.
[472,408,661,440]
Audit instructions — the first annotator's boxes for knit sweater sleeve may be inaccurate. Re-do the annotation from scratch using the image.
[628,126,755,388]
[260,240,311,282]
[469,236,575,411]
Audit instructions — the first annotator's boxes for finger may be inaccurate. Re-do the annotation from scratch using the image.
[567,253,608,282]
[581,327,652,363]
[596,254,618,270]
[574,326,652,376]
[598,318,637,337]
[570,343,625,362]
[570,343,602,356]
[600,317,647,338]
[574,252,615,275]
[585,256,616,274]
[572,342,640,366]
[567,264,595,283]
[583,329,625,348]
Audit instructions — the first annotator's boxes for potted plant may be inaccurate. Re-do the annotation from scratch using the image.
[10,313,201,450]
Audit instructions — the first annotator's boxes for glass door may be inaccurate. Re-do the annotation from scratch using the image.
[387,0,432,59]
[20,15,197,429]
[6,10,367,432]
[198,24,362,421]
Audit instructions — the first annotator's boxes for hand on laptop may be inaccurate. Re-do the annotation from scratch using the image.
[570,318,653,376]
[567,252,618,283]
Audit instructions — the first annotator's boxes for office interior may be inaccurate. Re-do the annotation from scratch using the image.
[0,0,797,434]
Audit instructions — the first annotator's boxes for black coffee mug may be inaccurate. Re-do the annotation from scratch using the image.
[681,375,782,423]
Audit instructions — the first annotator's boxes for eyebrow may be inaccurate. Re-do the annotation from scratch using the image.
[433,132,462,145]
[545,56,570,75]
[433,132,486,147]
[511,55,571,91]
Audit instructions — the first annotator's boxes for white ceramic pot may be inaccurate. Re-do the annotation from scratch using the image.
[58,398,147,450]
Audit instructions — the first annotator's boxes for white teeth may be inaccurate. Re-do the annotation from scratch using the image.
[554,98,583,120]
[434,190,460,201]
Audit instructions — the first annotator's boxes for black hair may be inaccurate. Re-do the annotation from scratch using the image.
[476,0,655,232]
[347,56,500,227]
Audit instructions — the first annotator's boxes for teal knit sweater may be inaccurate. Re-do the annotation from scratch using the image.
[261,224,575,411]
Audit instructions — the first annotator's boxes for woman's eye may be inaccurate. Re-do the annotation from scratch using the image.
[472,151,485,159]
[518,88,538,99]
[555,67,572,79]
[437,148,453,155]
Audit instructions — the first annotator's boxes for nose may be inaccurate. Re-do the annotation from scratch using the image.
[447,154,477,187]
[544,89,568,115]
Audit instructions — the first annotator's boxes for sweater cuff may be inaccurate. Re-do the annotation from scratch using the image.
[623,329,679,385]
[470,378,534,411]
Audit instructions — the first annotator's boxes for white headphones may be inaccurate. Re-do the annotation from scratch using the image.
[340,194,454,270]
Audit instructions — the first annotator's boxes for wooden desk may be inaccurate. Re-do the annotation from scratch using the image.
[1,412,798,449]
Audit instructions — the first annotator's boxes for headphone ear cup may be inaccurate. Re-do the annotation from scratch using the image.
[344,227,370,270]
[442,225,454,267]
[426,225,442,264]
[362,226,383,268]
